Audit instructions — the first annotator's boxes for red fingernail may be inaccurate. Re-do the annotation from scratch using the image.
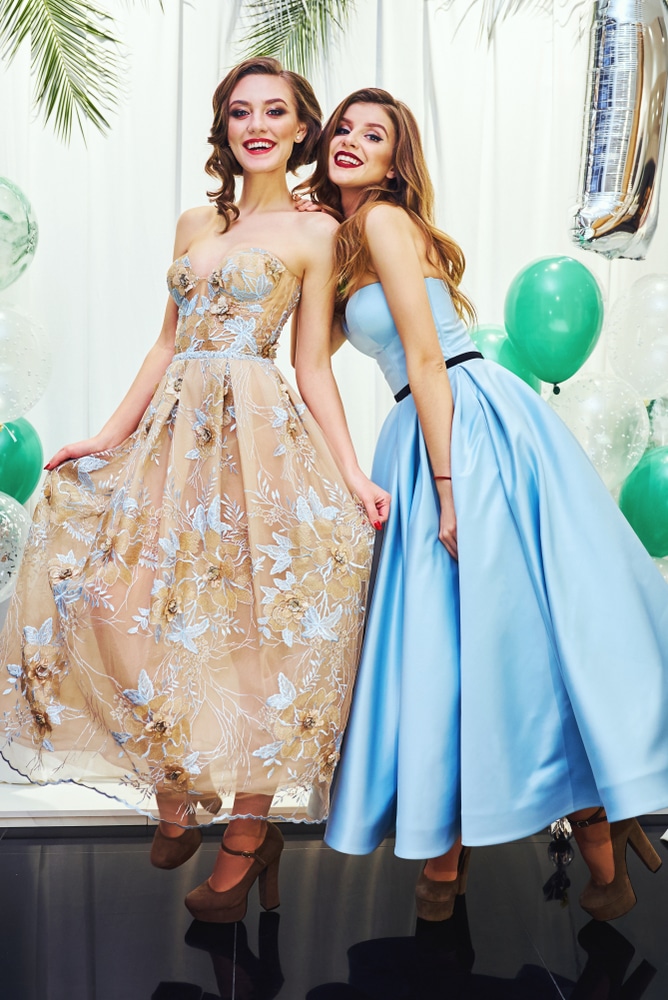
[373,521,382,530]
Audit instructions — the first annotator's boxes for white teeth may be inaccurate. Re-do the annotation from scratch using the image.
[246,141,273,150]
[336,153,362,166]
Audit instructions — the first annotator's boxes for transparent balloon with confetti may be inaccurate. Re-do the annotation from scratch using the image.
[0,177,38,291]
[550,374,649,491]
[0,304,52,423]
[0,491,31,602]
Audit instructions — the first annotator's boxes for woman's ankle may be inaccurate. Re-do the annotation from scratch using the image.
[423,839,462,881]
[223,817,267,851]
[568,808,614,886]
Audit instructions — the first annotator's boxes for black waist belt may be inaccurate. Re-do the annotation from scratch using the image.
[394,351,484,403]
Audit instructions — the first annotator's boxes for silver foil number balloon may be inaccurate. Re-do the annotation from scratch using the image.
[572,0,668,260]
[0,491,31,603]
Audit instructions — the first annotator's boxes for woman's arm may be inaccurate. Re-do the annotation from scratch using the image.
[364,204,458,558]
[44,210,204,470]
[294,214,390,527]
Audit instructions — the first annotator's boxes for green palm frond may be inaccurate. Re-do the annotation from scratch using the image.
[240,0,356,76]
[440,0,590,40]
[0,0,123,142]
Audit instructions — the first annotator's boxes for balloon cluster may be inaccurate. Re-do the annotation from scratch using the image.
[476,260,668,570]
[608,275,668,560]
[0,176,50,602]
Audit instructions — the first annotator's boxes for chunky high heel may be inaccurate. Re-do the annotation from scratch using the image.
[575,811,662,921]
[185,822,284,923]
[194,787,223,816]
[415,846,471,922]
[150,826,203,870]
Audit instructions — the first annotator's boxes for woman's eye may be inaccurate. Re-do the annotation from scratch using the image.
[267,108,287,116]
[230,109,248,118]
[334,125,351,135]
[366,133,382,143]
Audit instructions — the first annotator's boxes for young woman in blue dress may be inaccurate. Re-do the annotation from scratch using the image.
[301,88,668,921]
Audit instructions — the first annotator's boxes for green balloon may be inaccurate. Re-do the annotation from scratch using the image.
[504,256,603,385]
[619,447,668,557]
[0,418,43,504]
[470,324,542,393]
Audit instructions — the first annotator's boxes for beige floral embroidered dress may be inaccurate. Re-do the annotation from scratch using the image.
[0,248,373,824]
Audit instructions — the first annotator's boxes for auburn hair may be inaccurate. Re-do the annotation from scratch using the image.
[305,88,475,322]
[205,57,322,231]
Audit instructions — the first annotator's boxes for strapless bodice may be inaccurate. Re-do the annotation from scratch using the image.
[343,278,476,395]
[166,248,301,361]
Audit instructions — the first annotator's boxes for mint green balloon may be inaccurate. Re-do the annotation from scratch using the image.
[504,256,603,385]
[470,324,542,392]
[0,418,43,504]
[619,447,668,557]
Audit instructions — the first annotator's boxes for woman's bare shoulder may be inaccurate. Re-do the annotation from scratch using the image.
[174,205,218,248]
[364,202,412,236]
[294,207,339,239]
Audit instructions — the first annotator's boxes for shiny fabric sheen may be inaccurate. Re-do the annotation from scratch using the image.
[325,278,668,860]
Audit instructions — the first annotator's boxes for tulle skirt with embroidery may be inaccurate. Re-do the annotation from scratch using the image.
[0,353,373,825]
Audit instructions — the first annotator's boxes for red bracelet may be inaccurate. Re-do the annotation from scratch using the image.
[434,475,452,480]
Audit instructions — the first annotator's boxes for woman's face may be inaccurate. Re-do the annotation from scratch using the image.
[328,102,396,192]
[227,74,305,174]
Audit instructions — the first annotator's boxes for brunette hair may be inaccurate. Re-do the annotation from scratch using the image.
[205,57,322,231]
[306,88,475,322]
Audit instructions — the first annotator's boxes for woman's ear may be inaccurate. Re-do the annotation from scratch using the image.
[385,165,396,179]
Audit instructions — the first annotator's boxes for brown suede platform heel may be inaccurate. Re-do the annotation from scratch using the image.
[185,822,284,923]
[150,826,203,870]
[575,809,662,921]
[415,846,472,922]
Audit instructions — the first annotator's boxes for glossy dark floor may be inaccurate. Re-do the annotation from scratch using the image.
[1,821,667,999]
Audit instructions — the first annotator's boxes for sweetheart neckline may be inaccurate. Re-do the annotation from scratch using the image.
[171,246,302,285]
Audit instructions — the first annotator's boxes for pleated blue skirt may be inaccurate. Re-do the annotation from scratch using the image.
[325,360,668,859]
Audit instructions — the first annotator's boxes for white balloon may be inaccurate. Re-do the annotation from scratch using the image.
[550,374,649,490]
[608,275,668,398]
[0,304,52,422]
[0,491,31,603]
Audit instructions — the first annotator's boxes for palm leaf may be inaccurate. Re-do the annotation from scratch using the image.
[240,0,356,76]
[440,0,590,40]
[0,0,123,141]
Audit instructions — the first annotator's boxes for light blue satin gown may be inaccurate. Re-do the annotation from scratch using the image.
[325,278,668,860]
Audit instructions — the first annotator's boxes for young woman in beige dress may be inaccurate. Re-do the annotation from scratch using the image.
[0,60,389,923]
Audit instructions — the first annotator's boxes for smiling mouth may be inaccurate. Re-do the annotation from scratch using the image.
[334,151,363,168]
[243,140,277,153]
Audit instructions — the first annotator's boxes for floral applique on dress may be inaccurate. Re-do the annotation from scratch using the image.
[0,248,373,824]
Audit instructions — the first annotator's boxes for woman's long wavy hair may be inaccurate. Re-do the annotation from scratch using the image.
[306,88,475,322]
[206,58,322,231]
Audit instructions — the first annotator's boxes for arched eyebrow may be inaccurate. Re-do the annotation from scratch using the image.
[339,116,389,137]
[229,98,290,108]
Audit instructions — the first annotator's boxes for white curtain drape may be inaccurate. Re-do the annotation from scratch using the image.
[4,0,666,474]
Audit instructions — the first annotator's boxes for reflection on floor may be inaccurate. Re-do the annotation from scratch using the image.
[0,820,666,998]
